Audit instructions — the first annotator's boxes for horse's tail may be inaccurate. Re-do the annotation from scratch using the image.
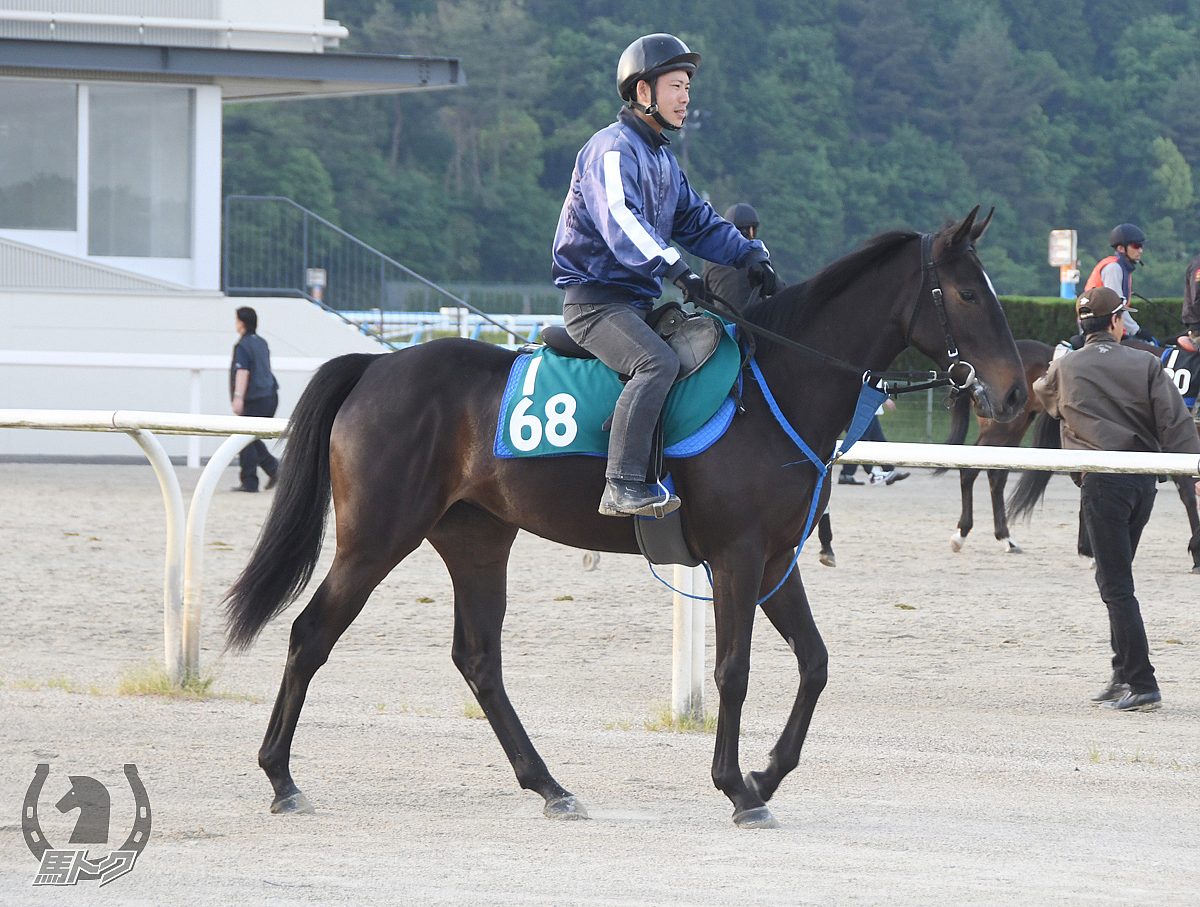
[1005,410,1061,522]
[224,352,382,651]
[932,392,974,476]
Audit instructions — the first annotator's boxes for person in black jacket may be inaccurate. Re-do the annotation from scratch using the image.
[1182,250,1200,345]
[229,306,279,493]
[702,203,769,307]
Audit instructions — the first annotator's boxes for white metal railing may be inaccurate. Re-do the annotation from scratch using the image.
[4,406,1198,699]
[340,310,562,346]
[0,351,325,466]
[670,440,1200,720]
[0,408,285,685]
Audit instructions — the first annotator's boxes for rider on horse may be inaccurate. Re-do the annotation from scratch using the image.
[1083,223,1153,342]
[552,33,778,518]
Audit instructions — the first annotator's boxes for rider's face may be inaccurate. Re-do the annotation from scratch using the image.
[638,70,690,130]
[1120,242,1143,263]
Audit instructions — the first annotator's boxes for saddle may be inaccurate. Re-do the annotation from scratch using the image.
[540,302,724,382]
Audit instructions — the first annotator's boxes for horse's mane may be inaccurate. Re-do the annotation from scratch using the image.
[742,230,920,342]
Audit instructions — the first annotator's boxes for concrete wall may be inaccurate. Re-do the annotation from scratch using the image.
[0,290,388,458]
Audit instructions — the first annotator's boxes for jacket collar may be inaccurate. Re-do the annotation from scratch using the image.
[1084,330,1120,346]
[619,106,669,150]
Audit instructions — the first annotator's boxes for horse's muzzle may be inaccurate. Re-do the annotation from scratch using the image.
[971,379,1027,423]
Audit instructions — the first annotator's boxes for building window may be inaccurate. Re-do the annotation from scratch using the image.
[0,80,77,230]
[89,85,192,258]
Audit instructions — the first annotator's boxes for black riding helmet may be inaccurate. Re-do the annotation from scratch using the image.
[1110,223,1145,248]
[724,203,759,231]
[617,33,701,132]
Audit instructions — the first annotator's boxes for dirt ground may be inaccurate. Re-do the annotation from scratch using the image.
[1,461,1199,906]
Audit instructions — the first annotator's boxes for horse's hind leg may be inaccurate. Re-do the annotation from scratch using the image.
[427,503,586,819]
[988,469,1022,552]
[259,547,406,814]
[1170,475,1200,572]
[817,509,835,567]
[951,468,979,551]
[742,556,827,819]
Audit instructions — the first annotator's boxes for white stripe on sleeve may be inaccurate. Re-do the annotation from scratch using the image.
[602,150,680,267]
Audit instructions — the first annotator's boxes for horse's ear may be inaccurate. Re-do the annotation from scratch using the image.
[970,207,995,243]
[949,205,981,246]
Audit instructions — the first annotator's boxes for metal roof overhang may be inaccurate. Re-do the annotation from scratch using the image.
[0,37,463,101]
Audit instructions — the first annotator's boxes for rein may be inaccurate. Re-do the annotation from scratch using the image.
[692,232,977,396]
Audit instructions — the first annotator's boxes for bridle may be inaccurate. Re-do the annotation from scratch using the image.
[694,232,979,397]
[902,232,978,393]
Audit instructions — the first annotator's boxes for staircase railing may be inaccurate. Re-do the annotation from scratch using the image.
[222,196,560,349]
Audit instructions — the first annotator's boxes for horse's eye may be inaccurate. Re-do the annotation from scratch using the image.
[960,290,975,301]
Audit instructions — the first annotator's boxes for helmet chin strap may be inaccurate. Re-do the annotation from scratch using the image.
[630,81,682,132]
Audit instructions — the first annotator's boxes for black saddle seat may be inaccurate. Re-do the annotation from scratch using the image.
[541,324,594,359]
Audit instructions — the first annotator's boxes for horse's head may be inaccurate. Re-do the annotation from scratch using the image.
[909,206,1027,422]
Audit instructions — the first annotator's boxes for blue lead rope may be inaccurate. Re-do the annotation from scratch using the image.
[649,360,888,605]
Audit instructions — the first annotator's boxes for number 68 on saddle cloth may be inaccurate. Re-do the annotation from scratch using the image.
[493,326,743,460]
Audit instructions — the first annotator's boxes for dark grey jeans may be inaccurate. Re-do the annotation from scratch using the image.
[563,302,680,481]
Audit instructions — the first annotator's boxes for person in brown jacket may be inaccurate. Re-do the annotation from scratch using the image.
[1034,287,1200,711]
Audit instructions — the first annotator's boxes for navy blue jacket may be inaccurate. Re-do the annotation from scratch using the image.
[552,108,766,306]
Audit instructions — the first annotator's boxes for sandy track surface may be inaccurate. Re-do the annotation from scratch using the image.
[2,462,1199,905]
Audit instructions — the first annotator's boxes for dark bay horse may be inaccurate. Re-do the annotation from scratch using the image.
[1007,405,1200,572]
[942,339,1053,553]
[224,207,1027,828]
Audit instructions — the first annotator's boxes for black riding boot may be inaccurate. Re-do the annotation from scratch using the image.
[599,479,681,518]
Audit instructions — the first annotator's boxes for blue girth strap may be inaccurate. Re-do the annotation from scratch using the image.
[749,358,886,603]
[650,358,888,603]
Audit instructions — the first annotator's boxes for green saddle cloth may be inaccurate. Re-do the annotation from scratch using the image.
[494,318,740,459]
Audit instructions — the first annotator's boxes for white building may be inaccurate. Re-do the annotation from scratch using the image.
[0,1,462,457]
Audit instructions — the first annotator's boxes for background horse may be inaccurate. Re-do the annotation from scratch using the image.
[940,339,1053,554]
[1006,335,1200,572]
[1007,411,1200,572]
[223,207,1026,828]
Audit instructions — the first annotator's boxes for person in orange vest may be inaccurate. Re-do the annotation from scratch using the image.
[1083,223,1154,341]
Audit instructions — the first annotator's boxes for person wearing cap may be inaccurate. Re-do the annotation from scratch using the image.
[1083,223,1153,341]
[1033,287,1200,712]
[702,203,778,306]
[552,34,777,518]
[1181,250,1200,348]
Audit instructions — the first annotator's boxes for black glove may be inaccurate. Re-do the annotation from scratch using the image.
[1132,327,1158,344]
[673,269,707,305]
[747,259,778,297]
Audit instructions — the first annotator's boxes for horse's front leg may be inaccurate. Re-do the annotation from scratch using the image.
[742,549,828,814]
[709,550,775,827]
[951,467,979,551]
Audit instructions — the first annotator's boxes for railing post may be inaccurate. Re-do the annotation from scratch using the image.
[187,369,202,469]
[127,428,187,685]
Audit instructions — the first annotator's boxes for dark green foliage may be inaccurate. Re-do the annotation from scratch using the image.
[227,1,1200,296]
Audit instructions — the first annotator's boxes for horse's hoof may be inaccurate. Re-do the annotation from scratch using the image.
[543,795,589,820]
[1003,539,1023,554]
[1191,564,1200,575]
[819,550,836,568]
[270,792,315,815]
[582,551,601,571]
[732,805,778,829]
[950,532,965,552]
